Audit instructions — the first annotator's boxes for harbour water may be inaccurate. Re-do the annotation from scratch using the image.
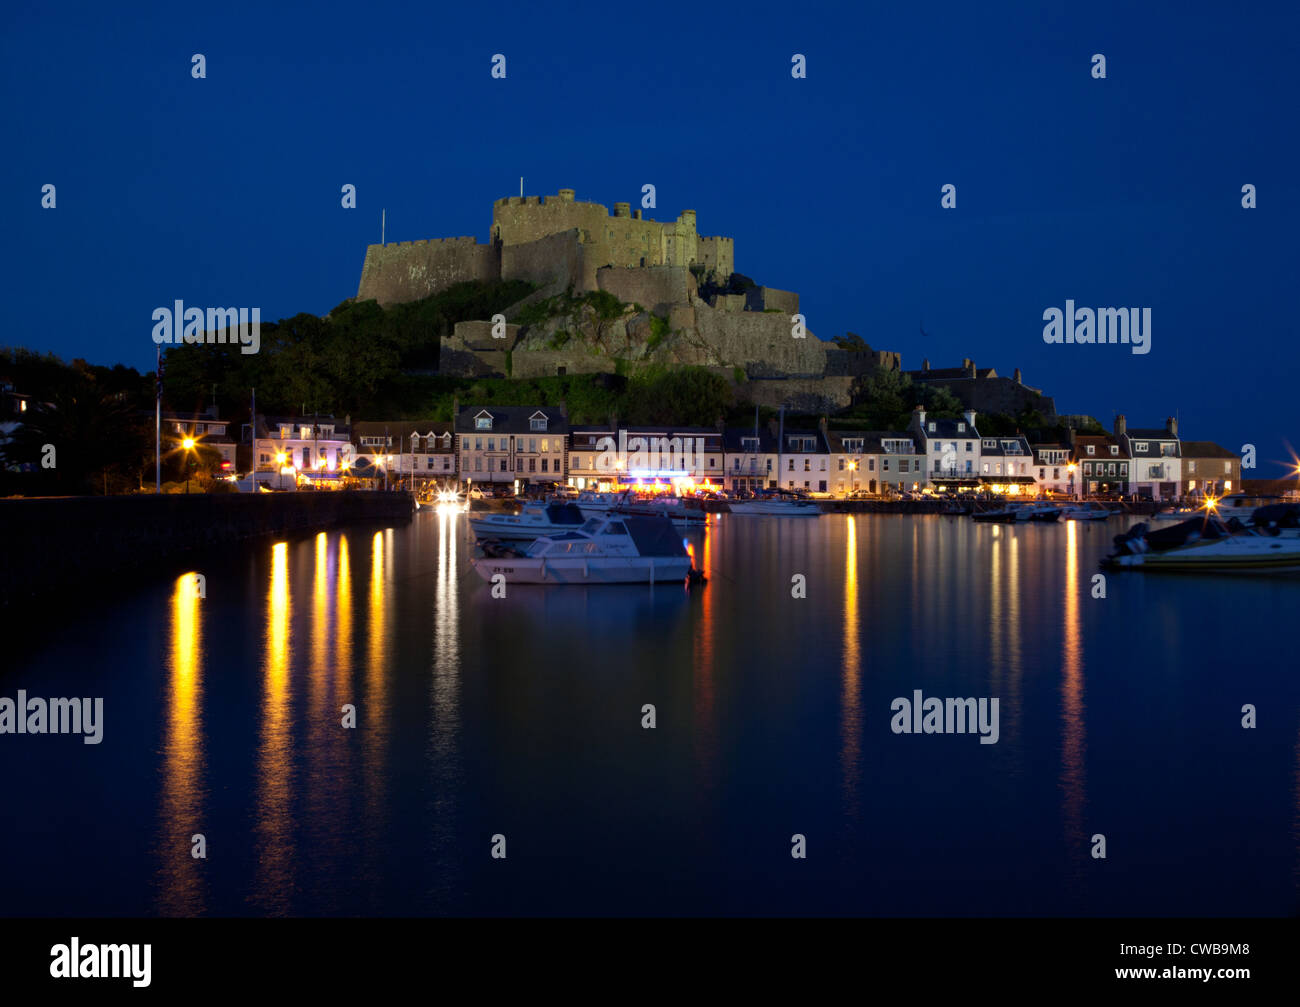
[3,510,1298,916]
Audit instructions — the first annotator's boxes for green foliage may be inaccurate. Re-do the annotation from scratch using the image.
[833,332,869,351]
[646,314,669,352]
[733,366,746,384]
[547,330,572,350]
[622,365,732,426]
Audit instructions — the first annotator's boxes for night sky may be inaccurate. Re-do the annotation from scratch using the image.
[4,1,1297,471]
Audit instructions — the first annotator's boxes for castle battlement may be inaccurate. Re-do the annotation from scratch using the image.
[359,188,736,306]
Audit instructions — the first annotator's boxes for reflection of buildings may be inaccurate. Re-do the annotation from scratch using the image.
[1060,521,1088,881]
[252,542,295,913]
[840,517,861,818]
[156,572,207,915]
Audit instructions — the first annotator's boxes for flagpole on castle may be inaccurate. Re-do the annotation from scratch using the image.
[381,208,385,246]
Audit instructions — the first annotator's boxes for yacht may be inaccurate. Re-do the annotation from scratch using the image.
[1059,501,1115,521]
[613,495,709,527]
[1102,513,1300,572]
[725,496,822,517]
[973,501,1060,523]
[468,501,588,541]
[471,514,696,584]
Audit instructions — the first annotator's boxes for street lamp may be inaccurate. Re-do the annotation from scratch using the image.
[1067,461,1078,501]
[181,437,196,494]
[848,460,857,498]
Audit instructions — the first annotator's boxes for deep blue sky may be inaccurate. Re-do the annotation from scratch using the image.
[4,1,1297,472]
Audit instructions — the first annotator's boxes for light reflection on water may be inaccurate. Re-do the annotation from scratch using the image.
[120,512,1300,915]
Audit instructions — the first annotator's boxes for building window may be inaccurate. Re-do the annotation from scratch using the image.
[1086,445,1094,455]
[474,457,482,472]
[476,416,492,430]
[487,438,494,452]
[530,417,546,431]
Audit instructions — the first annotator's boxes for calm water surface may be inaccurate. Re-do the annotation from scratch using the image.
[3,511,1298,916]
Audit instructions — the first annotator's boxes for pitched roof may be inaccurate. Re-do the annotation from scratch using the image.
[1179,440,1236,459]
[454,405,568,434]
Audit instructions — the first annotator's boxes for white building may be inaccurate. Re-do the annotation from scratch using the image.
[1116,415,1182,501]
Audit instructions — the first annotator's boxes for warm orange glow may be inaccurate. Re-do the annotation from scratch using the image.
[158,572,206,914]
[181,437,195,450]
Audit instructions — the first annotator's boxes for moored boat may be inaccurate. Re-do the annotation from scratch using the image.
[1102,513,1300,571]
[725,496,822,517]
[1059,501,1115,521]
[471,514,696,584]
[467,501,588,541]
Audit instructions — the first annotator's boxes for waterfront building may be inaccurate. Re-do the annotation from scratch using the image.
[909,407,982,491]
[161,407,237,473]
[1031,443,1075,497]
[825,430,923,496]
[1072,433,1130,498]
[253,414,354,487]
[722,426,780,492]
[1115,415,1182,501]
[977,432,1036,493]
[353,421,456,491]
[1179,440,1239,498]
[569,424,725,490]
[777,423,834,494]
[455,405,568,491]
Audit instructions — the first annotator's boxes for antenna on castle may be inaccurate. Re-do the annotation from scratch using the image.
[520,177,523,197]
[381,208,385,246]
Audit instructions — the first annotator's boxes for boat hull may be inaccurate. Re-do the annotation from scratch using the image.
[1105,540,1300,572]
[471,556,693,584]
[726,503,821,517]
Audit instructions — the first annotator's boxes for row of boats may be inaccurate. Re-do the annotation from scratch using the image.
[971,501,1116,523]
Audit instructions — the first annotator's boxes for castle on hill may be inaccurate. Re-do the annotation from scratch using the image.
[357,187,735,305]
[354,188,1050,418]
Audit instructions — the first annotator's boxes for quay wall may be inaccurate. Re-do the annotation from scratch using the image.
[0,491,414,609]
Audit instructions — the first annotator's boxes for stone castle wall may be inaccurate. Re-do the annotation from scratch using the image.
[501,229,588,291]
[693,302,828,377]
[596,266,696,315]
[745,286,799,315]
[356,237,498,306]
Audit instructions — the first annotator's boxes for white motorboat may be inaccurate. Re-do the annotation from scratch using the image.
[1103,513,1300,572]
[726,496,821,517]
[471,514,696,584]
[468,501,588,541]
[1059,501,1115,521]
[972,501,1060,523]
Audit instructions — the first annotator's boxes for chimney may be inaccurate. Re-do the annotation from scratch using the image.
[1165,416,1178,437]
[818,415,828,433]
[963,409,977,429]
[1013,367,1022,384]
[1114,413,1126,439]
[966,359,976,378]
[922,358,930,371]
[1066,427,1077,447]
[913,406,926,430]
[768,417,780,438]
